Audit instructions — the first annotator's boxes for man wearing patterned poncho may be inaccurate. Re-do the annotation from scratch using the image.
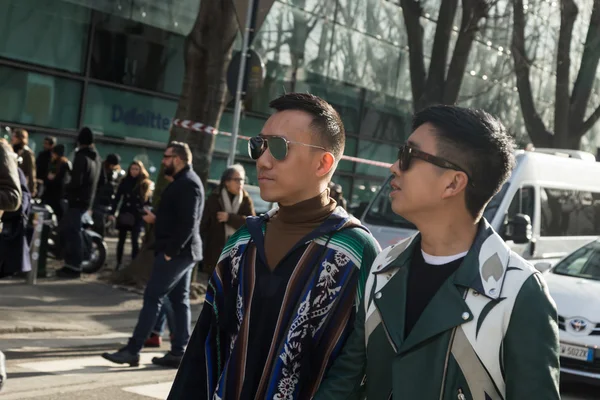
[168,93,380,399]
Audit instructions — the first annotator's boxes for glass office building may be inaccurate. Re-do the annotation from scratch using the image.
[1,0,598,209]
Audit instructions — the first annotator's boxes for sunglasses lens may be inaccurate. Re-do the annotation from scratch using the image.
[399,146,412,171]
[268,136,288,161]
[248,137,265,160]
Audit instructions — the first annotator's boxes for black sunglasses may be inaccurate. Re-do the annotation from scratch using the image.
[248,136,327,161]
[397,145,474,186]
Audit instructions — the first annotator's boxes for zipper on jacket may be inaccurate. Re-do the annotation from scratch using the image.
[438,327,457,400]
[379,316,398,352]
[457,388,466,400]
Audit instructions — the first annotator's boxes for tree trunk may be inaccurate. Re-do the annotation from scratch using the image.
[443,0,488,104]
[113,0,238,283]
[553,0,578,142]
[424,0,459,105]
[401,0,427,111]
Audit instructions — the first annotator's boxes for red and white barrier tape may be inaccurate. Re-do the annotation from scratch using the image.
[172,118,393,169]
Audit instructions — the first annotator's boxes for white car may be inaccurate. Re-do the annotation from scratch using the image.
[540,240,600,383]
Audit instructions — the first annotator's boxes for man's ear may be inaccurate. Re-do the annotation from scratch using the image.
[440,171,469,200]
[316,152,336,178]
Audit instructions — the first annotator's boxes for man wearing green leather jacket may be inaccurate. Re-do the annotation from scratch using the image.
[315,105,560,400]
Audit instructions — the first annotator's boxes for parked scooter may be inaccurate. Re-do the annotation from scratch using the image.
[47,208,107,274]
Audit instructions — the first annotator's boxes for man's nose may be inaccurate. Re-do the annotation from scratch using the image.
[256,148,273,170]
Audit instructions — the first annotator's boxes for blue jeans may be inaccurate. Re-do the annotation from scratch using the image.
[63,207,85,269]
[152,297,175,336]
[127,252,195,355]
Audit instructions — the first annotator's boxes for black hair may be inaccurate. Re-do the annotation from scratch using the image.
[413,105,515,220]
[269,93,345,161]
[44,136,57,146]
[77,126,94,146]
[105,153,121,166]
[52,144,65,157]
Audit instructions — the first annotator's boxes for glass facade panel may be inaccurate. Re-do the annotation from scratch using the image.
[355,139,396,177]
[0,0,90,72]
[91,13,185,95]
[338,136,357,172]
[82,84,177,142]
[64,0,199,36]
[0,66,81,129]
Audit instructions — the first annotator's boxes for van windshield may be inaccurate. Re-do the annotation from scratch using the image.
[364,178,510,229]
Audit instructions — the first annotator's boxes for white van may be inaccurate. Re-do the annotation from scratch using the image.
[360,149,600,265]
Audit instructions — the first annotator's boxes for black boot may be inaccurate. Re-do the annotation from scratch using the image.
[102,348,140,367]
[151,352,182,368]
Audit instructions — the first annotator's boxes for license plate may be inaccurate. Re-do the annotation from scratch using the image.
[560,343,594,362]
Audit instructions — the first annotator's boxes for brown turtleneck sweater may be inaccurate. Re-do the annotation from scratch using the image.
[264,190,337,270]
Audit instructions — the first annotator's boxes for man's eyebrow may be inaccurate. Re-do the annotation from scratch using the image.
[406,140,420,148]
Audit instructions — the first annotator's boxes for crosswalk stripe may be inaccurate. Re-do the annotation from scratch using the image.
[17,352,165,374]
[122,382,173,399]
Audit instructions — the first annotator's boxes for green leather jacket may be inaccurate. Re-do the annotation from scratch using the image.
[315,220,561,400]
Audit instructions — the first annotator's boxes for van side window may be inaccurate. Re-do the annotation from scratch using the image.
[540,188,600,236]
[507,187,535,223]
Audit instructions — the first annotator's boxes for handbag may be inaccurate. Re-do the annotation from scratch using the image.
[117,212,136,228]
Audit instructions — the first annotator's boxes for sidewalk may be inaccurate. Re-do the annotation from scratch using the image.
[0,237,205,335]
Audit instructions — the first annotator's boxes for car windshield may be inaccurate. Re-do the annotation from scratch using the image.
[553,241,600,281]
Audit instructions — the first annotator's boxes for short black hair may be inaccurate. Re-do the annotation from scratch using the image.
[105,153,121,166]
[413,105,515,220]
[44,136,57,146]
[52,144,65,157]
[77,126,94,146]
[168,141,193,165]
[269,93,345,161]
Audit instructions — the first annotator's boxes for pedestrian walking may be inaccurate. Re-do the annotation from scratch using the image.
[200,164,255,274]
[92,153,121,237]
[102,141,204,368]
[315,105,560,400]
[56,127,101,278]
[168,93,380,400]
[110,160,153,270]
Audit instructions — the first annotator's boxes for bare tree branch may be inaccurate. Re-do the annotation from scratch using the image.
[569,0,600,129]
[553,0,578,139]
[511,0,553,146]
[444,0,489,103]
[579,103,600,135]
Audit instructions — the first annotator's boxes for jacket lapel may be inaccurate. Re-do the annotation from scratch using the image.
[398,273,472,354]
[372,219,508,354]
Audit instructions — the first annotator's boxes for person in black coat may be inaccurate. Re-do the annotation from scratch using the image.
[35,136,56,197]
[41,144,71,221]
[110,160,153,270]
[57,127,101,278]
[103,141,204,369]
[0,166,32,278]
